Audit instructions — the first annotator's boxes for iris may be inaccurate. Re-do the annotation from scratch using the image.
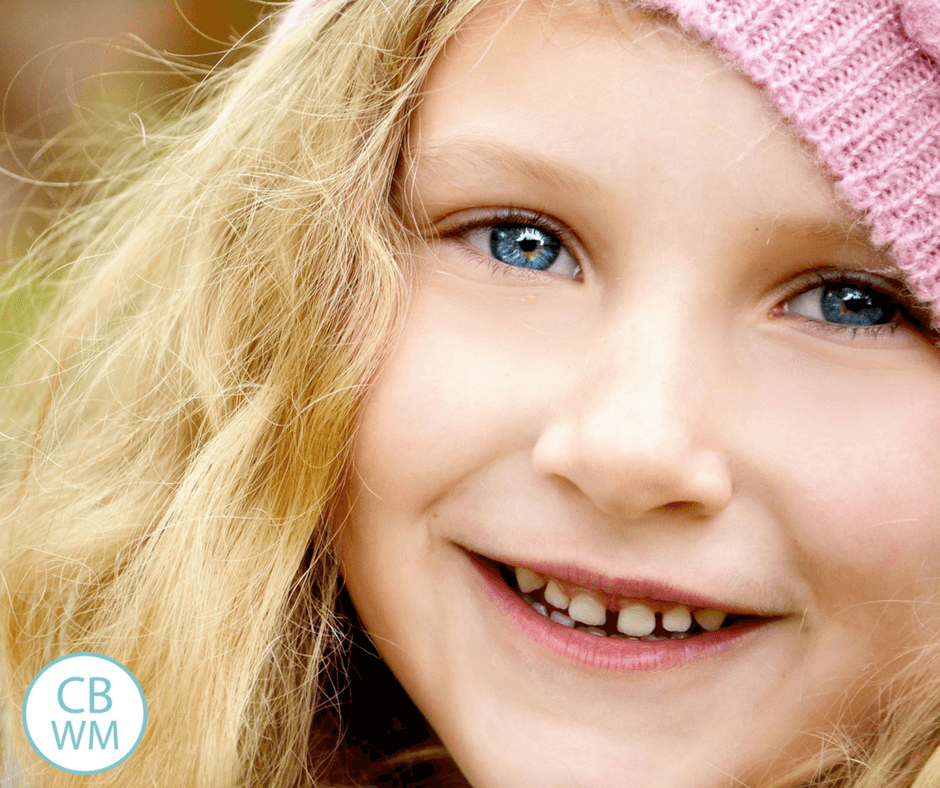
[820,284,895,326]
[489,224,561,270]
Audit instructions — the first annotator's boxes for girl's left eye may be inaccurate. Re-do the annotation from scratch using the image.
[776,270,938,342]
[783,279,900,328]
[455,213,582,279]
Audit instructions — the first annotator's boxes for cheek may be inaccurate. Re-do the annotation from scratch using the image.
[351,279,579,507]
[751,353,940,633]
[338,285,527,629]
[352,332,494,502]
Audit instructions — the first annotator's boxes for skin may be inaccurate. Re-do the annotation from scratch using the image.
[337,2,940,786]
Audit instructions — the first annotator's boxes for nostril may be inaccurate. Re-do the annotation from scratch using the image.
[657,499,719,519]
[661,500,695,512]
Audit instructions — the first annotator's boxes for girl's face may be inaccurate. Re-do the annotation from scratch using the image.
[338,2,940,786]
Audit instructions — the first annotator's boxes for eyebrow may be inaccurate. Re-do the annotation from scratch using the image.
[396,136,603,219]
[765,216,870,246]
[763,217,903,273]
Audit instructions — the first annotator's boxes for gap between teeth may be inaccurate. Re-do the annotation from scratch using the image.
[514,566,729,639]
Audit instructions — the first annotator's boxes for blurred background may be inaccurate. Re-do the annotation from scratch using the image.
[0,0,266,362]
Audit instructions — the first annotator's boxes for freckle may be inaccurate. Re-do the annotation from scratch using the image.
[525,295,538,303]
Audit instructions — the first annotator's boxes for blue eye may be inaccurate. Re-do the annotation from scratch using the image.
[820,284,895,326]
[455,212,582,279]
[786,281,899,327]
[489,223,562,271]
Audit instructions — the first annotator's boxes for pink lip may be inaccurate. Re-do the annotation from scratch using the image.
[468,554,777,672]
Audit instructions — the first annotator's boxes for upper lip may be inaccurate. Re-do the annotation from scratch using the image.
[472,550,783,617]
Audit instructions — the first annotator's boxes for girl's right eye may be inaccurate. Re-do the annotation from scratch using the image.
[456,216,582,280]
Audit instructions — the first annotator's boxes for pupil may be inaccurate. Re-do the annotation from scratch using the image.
[820,284,893,326]
[490,224,561,270]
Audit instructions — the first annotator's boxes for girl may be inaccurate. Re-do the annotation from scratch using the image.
[3,0,940,786]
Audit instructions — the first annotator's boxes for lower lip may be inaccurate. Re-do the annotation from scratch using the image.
[469,553,774,672]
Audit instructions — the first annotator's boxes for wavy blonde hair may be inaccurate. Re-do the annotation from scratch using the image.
[3,1,940,787]
[0,1,490,784]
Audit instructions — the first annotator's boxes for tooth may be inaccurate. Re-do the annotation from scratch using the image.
[641,634,668,641]
[693,609,727,631]
[544,580,571,610]
[515,567,546,594]
[662,605,692,632]
[522,595,549,618]
[616,603,656,637]
[568,591,607,626]
[580,626,607,637]
[549,611,575,627]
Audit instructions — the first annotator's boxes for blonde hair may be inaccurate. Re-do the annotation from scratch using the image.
[0,1,487,784]
[2,1,940,787]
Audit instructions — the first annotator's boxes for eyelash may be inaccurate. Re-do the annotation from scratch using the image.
[446,207,580,280]
[444,209,931,339]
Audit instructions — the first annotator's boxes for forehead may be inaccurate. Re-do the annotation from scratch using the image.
[409,0,816,193]
[400,0,883,258]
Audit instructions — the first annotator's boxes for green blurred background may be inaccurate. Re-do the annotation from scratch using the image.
[0,0,265,366]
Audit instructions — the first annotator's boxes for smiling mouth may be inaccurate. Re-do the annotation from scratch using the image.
[493,561,765,641]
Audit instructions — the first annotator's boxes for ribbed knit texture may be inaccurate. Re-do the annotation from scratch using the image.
[272,0,940,317]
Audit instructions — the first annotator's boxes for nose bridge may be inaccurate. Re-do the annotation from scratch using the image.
[585,303,709,469]
[532,295,733,520]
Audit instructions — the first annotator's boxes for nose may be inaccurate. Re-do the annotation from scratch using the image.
[531,313,733,521]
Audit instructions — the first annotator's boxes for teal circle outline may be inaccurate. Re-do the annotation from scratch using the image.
[22,652,147,775]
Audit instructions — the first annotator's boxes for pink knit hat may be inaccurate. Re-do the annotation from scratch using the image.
[271,0,940,318]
